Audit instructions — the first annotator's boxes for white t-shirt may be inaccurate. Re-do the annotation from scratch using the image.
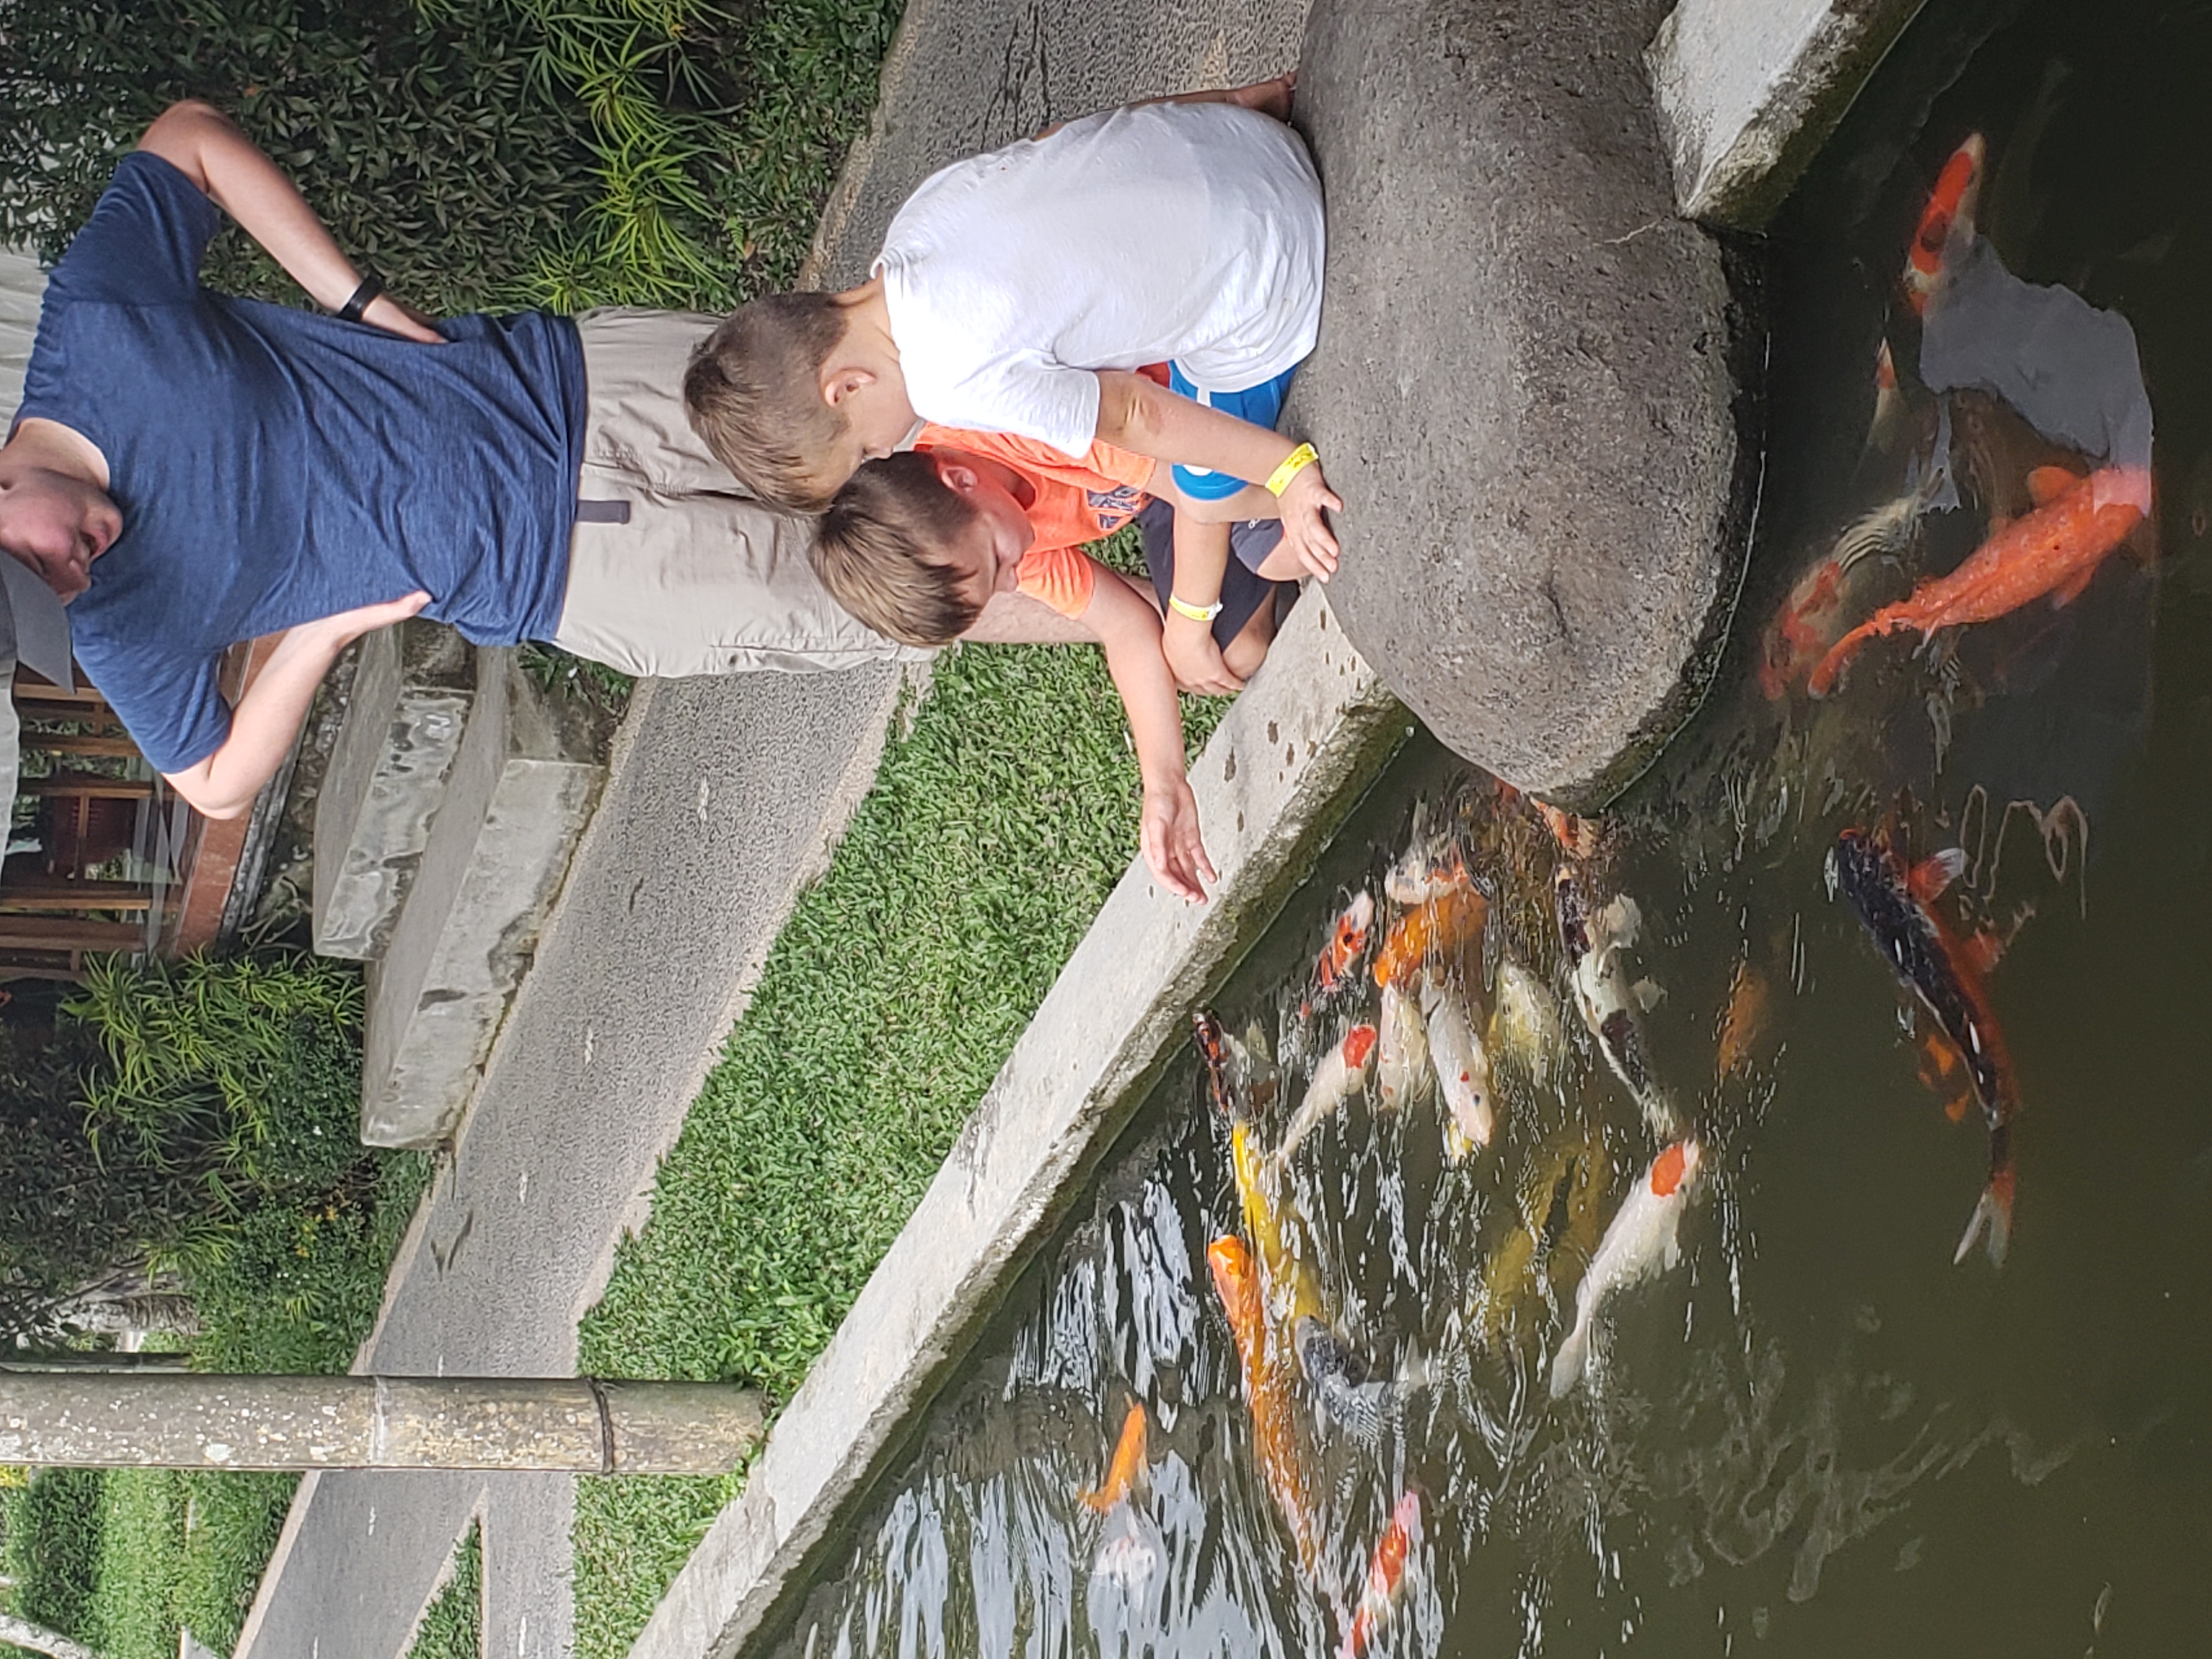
[874,101,1325,459]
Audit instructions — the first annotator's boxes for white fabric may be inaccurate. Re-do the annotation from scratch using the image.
[875,101,1324,459]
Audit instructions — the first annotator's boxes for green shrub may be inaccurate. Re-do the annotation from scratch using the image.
[0,0,902,315]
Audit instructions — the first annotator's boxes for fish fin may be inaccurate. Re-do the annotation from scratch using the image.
[2026,464,2082,509]
[2051,565,2097,608]
[1907,847,1967,903]
[1953,1180,2014,1267]
[1961,926,2007,977]
[1442,1118,1475,1163]
[1632,977,1667,1013]
[1548,1322,1592,1400]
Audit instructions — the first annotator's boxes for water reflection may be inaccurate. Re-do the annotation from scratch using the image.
[778,4,2212,1654]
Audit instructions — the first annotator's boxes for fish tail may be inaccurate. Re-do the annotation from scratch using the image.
[1953,1170,2015,1267]
[1808,616,1888,696]
[1548,1321,1592,1400]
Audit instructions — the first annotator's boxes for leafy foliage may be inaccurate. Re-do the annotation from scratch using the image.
[0,0,901,315]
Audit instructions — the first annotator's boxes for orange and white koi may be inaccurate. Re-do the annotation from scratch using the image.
[1549,1139,1704,1398]
[1419,973,1496,1157]
[1826,829,2017,1264]
[1275,1023,1379,1168]
[1208,1235,1323,1575]
[1384,834,1471,907]
[1903,133,1985,315]
[1810,464,2149,696]
[1373,887,1488,990]
[1079,1401,1148,1514]
[1312,891,1376,1000]
[1339,1488,1423,1659]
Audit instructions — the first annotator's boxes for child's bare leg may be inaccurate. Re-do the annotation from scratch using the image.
[1222,589,1282,681]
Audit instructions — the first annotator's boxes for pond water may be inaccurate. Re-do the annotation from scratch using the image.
[769,3,2212,1654]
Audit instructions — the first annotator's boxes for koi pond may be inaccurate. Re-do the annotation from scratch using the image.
[770,3,2212,1654]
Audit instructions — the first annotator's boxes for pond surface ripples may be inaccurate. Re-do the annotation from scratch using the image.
[772,3,2212,1653]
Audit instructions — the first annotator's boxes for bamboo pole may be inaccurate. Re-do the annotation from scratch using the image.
[0,1376,765,1475]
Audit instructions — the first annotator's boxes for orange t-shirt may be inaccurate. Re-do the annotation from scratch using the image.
[916,424,1158,619]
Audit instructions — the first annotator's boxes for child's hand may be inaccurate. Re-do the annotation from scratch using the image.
[1274,462,1342,579]
[1164,612,1246,696]
[1142,776,1217,904]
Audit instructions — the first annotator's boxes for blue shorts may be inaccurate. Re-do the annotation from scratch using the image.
[1166,360,1300,501]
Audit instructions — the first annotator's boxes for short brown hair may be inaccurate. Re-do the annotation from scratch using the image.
[812,453,986,646]
[684,292,853,512]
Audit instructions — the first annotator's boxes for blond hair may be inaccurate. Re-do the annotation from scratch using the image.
[812,453,986,646]
[684,292,853,512]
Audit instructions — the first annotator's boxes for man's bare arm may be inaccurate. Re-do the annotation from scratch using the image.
[134,101,440,342]
[163,594,431,819]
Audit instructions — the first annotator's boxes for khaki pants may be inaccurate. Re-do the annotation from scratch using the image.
[550,308,929,677]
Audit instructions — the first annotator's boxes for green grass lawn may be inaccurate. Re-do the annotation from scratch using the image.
[569,641,1224,1658]
[404,1525,484,1659]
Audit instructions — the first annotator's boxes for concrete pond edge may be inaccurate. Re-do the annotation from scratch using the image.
[627,593,1406,1659]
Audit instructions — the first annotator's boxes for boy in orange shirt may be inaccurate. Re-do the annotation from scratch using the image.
[813,427,1297,904]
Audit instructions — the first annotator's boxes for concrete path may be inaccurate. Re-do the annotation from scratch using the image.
[233,665,906,1659]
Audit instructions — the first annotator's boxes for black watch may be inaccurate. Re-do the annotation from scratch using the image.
[336,273,383,325]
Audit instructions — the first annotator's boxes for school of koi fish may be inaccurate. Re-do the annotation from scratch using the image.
[1056,121,2153,1657]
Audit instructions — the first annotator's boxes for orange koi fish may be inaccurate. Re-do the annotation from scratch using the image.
[1340,1488,1423,1659]
[1207,1235,1323,1574]
[1717,958,1770,1079]
[1827,830,2017,1263]
[1903,133,1985,315]
[1810,465,2149,697]
[1079,1401,1148,1514]
[1373,887,1488,990]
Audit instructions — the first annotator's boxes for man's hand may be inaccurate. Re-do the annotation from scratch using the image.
[304,590,433,647]
[1141,775,1217,904]
[1163,611,1245,696]
[362,294,444,345]
[164,590,432,820]
[1273,462,1342,580]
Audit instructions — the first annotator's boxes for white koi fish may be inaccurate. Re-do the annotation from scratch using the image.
[1419,973,1495,1157]
[1374,982,1432,1113]
[1549,1138,1703,1398]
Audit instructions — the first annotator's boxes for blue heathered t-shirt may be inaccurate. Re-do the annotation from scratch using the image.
[13,152,585,772]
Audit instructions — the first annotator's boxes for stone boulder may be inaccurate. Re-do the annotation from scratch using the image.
[1291,0,1764,806]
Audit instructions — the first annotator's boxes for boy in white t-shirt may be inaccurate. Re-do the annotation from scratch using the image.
[684,77,1339,695]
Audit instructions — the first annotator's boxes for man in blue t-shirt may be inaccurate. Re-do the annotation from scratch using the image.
[0,101,1080,820]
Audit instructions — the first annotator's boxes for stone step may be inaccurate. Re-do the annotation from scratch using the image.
[312,620,475,960]
[360,648,609,1149]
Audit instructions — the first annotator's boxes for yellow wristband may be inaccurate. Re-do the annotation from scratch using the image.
[1264,442,1319,498]
[1168,594,1224,623]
